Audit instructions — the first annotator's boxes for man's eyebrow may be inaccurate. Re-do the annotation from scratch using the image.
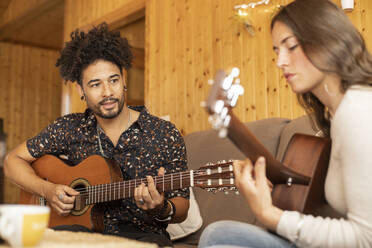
[109,74,120,78]
[87,74,120,85]
[87,79,100,85]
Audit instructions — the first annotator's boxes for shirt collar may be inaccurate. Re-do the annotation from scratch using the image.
[81,106,149,131]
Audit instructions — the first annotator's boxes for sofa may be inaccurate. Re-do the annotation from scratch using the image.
[172,115,319,248]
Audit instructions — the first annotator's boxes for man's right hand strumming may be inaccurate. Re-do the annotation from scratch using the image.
[42,183,79,216]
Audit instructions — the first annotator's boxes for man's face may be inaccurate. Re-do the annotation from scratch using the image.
[80,59,126,119]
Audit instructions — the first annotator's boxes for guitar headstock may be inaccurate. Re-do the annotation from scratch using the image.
[205,68,244,138]
[194,161,238,194]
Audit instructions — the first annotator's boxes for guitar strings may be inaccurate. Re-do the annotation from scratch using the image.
[73,165,233,194]
[74,167,234,199]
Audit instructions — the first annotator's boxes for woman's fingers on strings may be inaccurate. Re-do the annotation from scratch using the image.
[255,157,268,186]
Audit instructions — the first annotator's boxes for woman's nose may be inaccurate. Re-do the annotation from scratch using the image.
[276,51,289,69]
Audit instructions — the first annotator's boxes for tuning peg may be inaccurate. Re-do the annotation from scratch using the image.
[200,101,206,107]
[223,115,231,127]
[235,191,240,195]
[225,191,229,195]
[218,128,228,138]
[231,67,240,78]
[208,79,214,85]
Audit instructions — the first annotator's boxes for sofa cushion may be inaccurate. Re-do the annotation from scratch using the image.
[167,189,203,240]
[276,115,320,162]
[174,118,290,245]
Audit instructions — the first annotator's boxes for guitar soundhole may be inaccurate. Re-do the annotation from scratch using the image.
[70,178,90,216]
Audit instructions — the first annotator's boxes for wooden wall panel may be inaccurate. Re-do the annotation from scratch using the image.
[0,0,45,24]
[63,0,372,136]
[146,0,372,135]
[0,42,61,203]
[62,0,145,115]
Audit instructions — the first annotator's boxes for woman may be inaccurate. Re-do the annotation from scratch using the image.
[198,0,372,247]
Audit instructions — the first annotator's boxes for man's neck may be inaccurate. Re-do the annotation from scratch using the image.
[95,105,131,145]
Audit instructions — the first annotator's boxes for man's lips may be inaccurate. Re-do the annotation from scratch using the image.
[100,99,118,109]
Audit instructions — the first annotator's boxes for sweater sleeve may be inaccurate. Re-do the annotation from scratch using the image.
[276,88,372,248]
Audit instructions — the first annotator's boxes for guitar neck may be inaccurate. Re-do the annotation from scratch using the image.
[227,112,310,185]
[81,171,192,205]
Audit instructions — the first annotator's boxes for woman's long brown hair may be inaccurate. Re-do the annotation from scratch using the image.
[271,0,372,136]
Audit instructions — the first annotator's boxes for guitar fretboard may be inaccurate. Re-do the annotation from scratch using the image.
[82,171,194,205]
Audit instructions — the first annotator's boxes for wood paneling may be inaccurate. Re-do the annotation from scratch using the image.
[146,0,372,135]
[62,0,372,136]
[119,18,145,106]
[62,0,146,115]
[0,42,61,203]
[0,0,64,50]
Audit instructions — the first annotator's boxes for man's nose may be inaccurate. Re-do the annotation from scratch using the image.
[102,82,114,97]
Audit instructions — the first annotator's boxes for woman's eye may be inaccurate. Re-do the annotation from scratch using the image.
[111,79,118,83]
[289,44,299,51]
[91,83,100,87]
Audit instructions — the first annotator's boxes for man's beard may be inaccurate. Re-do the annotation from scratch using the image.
[88,95,125,119]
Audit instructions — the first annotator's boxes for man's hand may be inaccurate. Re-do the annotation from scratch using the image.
[134,167,165,211]
[43,183,79,216]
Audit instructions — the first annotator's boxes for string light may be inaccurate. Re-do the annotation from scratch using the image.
[234,0,281,36]
[234,0,271,10]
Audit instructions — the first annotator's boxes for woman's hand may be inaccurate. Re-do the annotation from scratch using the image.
[233,157,283,231]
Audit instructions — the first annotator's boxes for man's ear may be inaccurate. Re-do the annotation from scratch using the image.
[75,83,85,100]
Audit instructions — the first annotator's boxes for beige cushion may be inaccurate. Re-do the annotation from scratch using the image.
[276,115,319,162]
[167,189,202,240]
[174,118,290,245]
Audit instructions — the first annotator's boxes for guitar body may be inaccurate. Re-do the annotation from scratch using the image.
[19,154,236,231]
[205,68,333,215]
[19,155,123,231]
[272,133,331,214]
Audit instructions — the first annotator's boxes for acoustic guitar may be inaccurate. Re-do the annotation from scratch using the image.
[205,68,331,215]
[19,155,235,231]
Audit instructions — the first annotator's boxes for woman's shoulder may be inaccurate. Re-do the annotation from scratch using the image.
[332,85,372,124]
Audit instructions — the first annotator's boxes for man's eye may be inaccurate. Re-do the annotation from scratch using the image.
[91,83,100,87]
[111,79,118,83]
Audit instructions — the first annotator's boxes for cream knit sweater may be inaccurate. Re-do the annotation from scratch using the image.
[277,86,372,247]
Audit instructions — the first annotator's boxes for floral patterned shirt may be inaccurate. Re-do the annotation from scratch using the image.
[27,106,189,236]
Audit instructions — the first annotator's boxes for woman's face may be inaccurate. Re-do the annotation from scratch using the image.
[271,21,326,94]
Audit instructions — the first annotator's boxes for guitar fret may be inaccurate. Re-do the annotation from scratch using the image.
[162,175,164,192]
[190,170,194,187]
[171,174,173,190]
[180,172,182,189]
[88,186,90,204]
[105,184,107,202]
[94,185,96,203]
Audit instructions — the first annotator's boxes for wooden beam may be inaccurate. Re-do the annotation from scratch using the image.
[131,47,144,70]
[0,0,11,18]
[0,0,63,40]
[79,0,146,32]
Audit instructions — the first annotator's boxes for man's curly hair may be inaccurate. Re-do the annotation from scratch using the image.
[56,23,133,85]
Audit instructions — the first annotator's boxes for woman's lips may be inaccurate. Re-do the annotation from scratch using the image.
[284,73,295,81]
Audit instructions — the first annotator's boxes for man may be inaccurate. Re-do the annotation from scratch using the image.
[4,23,189,247]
